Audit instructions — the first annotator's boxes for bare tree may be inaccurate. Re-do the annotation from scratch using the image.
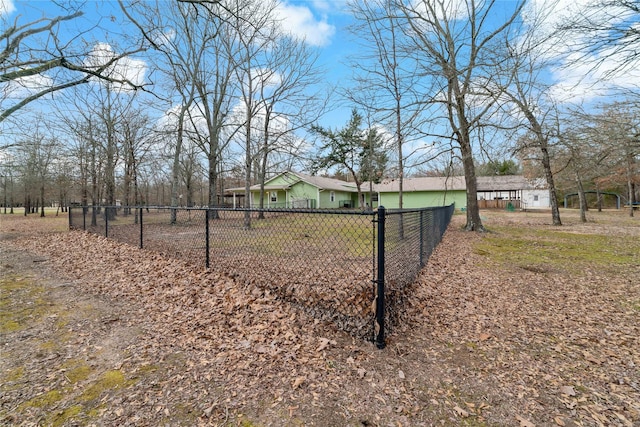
[491,9,563,225]
[348,0,427,209]
[16,128,58,217]
[120,108,153,218]
[121,0,214,222]
[559,0,640,77]
[580,103,640,217]
[226,0,283,228]
[559,130,595,222]
[1,6,147,123]
[397,0,525,231]
[253,34,325,217]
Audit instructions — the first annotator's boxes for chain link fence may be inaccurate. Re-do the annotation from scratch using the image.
[69,204,454,347]
[381,205,456,340]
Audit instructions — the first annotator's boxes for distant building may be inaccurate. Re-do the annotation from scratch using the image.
[477,175,550,209]
[224,171,375,209]
[224,172,550,210]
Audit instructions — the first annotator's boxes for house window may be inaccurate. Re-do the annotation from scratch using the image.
[270,191,277,203]
[330,191,335,202]
[533,195,539,201]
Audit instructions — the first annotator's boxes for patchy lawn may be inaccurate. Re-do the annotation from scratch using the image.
[1,209,638,426]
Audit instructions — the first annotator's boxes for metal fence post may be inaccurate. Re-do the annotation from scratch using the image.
[105,207,109,238]
[139,207,144,249]
[205,209,210,269]
[419,210,425,267]
[375,206,386,349]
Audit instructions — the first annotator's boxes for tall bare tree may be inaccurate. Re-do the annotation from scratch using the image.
[397,0,525,231]
[122,0,237,216]
[491,9,563,225]
[348,0,427,209]
[226,0,289,228]
[253,34,325,217]
[579,103,640,217]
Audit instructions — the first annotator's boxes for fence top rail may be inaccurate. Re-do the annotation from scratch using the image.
[70,205,377,217]
[384,203,455,215]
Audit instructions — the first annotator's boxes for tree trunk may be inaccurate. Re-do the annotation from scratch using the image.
[627,152,635,217]
[244,107,252,230]
[257,113,271,219]
[539,140,562,226]
[396,98,404,210]
[207,141,220,220]
[171,104,187,224]
[575,170,587,223]
[40,183,45,217]
[459,134,484,231]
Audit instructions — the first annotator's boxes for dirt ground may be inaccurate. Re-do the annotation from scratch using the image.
[1,209,639,426]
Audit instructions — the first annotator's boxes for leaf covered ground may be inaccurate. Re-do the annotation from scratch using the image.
[1,209,639,426]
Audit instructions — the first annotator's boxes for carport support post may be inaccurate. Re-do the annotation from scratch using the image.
[375,206,386,349]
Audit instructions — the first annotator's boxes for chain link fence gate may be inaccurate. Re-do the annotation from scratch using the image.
[69,204,454,347]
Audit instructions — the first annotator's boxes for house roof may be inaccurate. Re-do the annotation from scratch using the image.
[375,176,467,192]
[225,173,547,194]
[477,175,547,191]
[292,172,360,192]
[477,175,525,191]
[224,171,360,194]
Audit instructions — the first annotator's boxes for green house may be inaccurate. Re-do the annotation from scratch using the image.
[226,171,376,209]
[375,176,467,209]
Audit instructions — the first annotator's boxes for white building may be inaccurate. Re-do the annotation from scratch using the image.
[476,175,550,210]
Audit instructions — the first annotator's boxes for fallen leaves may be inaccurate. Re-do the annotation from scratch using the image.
[3,210,639,426]
[516,415,535,427]
[453,405,469,418]
[559,385,576,397]
[291,376,305,390]
[316,338,335,352]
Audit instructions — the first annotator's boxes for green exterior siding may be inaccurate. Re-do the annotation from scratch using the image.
[318,189,353,209]
[289,181,319,208]
[239,172,467,210]
[252,189,287,208]
[265,174,296,187]
[379,190,466,209]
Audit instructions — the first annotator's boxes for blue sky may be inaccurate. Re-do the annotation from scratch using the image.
[2,0,356,124]
[3,0,639,138]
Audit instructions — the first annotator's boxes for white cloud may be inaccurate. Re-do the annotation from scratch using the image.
[310,0,350,14]
[84,42,147,90]
[274,2,335,46]
[2,74,54,100]
[523,0,640,105]
[0,0,15,16]
[549,51,640,104]
[310,0,331,12]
